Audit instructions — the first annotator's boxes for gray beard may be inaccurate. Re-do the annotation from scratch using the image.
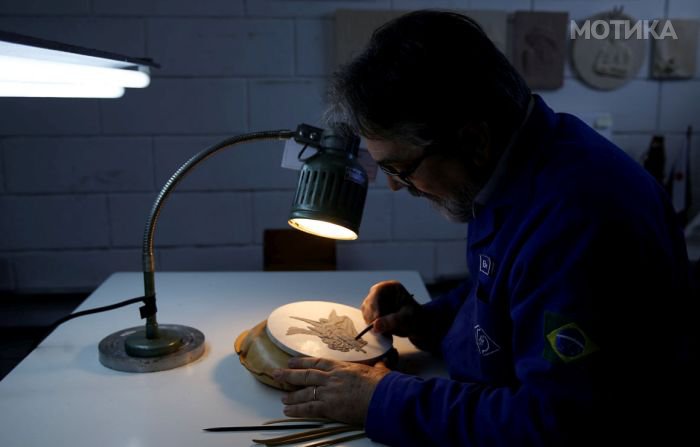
[407,181,480,223]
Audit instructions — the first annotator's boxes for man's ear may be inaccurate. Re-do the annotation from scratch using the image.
[457,121,491,168]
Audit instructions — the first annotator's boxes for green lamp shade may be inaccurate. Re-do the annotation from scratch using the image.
[288,137,368,241]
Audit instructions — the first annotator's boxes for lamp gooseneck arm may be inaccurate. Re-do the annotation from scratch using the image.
[142,129,295,339]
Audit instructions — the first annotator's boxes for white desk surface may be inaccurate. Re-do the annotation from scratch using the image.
[0,271,445,447]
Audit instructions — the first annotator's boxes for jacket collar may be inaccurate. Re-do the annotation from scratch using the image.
[468,95,558,247]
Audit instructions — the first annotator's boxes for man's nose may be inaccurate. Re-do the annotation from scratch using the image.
[387,176,405,191]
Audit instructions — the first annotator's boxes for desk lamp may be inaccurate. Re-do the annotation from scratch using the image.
[98,123,368,372]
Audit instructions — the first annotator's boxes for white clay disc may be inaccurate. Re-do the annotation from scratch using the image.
[266,301,393,363]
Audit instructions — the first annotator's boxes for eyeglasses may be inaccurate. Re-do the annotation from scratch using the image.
[378,148,436,187]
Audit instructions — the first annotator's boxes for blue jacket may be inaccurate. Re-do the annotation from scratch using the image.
[365,96,695,446]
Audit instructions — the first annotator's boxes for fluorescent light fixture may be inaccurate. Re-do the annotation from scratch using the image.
[0,31,157,98]
[0,81,126,98]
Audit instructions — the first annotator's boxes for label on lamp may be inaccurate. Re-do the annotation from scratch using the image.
[281,138,318,170]
[345,167,366,185]
[281,139,377,181]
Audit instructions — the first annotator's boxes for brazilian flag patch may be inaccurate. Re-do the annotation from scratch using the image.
[543,311,599,363]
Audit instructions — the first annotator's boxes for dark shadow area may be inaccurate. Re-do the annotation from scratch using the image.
[0,293,87,380]
[263,229,337,271]
[426,276,470,299]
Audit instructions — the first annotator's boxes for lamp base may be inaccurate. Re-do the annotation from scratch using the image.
[125,327,184,357]
[98,324,205,373]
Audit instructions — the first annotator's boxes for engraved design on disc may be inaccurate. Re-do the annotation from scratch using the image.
[287,310,368,353]
[266,301,393,362]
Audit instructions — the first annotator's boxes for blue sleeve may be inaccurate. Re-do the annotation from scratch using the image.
[365,224,599,446]
[366,372,479,447]
[366,370,575,447]
[421,278,472,318]
[409,278,472,351]
[364,192,691,446]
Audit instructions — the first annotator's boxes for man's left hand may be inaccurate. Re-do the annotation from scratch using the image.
[272,357,391,426]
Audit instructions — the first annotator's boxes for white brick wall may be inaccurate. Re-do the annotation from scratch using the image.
[147,19,295,77]
[1,0,698,292]
[252,190,299,243]
[0,99,101,135]
[93,0,245,16]
[436,240,469,280]
[1,196,111,250]
[611,134,655,162]
[471,0,530,11]
[249,79,327,129]
[537,79,659,132]
[0,0,90,15]
[245,1,391,17]
[154,137,299,191]
[13,250,140,293]
[0,17,146,56]
[534,0,664,22]
[0,256,13,291]
[108,192,254,247]
[659,81,700,132]
[100,79,249,134]
[669,0,700,18]
[392,194,468,241]
[158,246,262,271]
[0,146,5,194]
[295,19,335,76]
[393,0,529,10]
[359,190,393,241]
[337,241,435,283]
[3,137,154,193]
[391,1,470,10]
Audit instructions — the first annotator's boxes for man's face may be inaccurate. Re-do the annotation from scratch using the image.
[365,138,483,223]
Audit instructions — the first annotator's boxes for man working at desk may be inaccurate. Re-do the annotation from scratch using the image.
[272,10,697,446]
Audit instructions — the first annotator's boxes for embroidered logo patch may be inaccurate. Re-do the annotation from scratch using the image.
[543,312,599,363]
[479,254,493,276]
[474,324,501,356]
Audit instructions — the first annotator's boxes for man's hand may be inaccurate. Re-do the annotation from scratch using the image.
[272,357,390,427]
[361,280,423,337]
